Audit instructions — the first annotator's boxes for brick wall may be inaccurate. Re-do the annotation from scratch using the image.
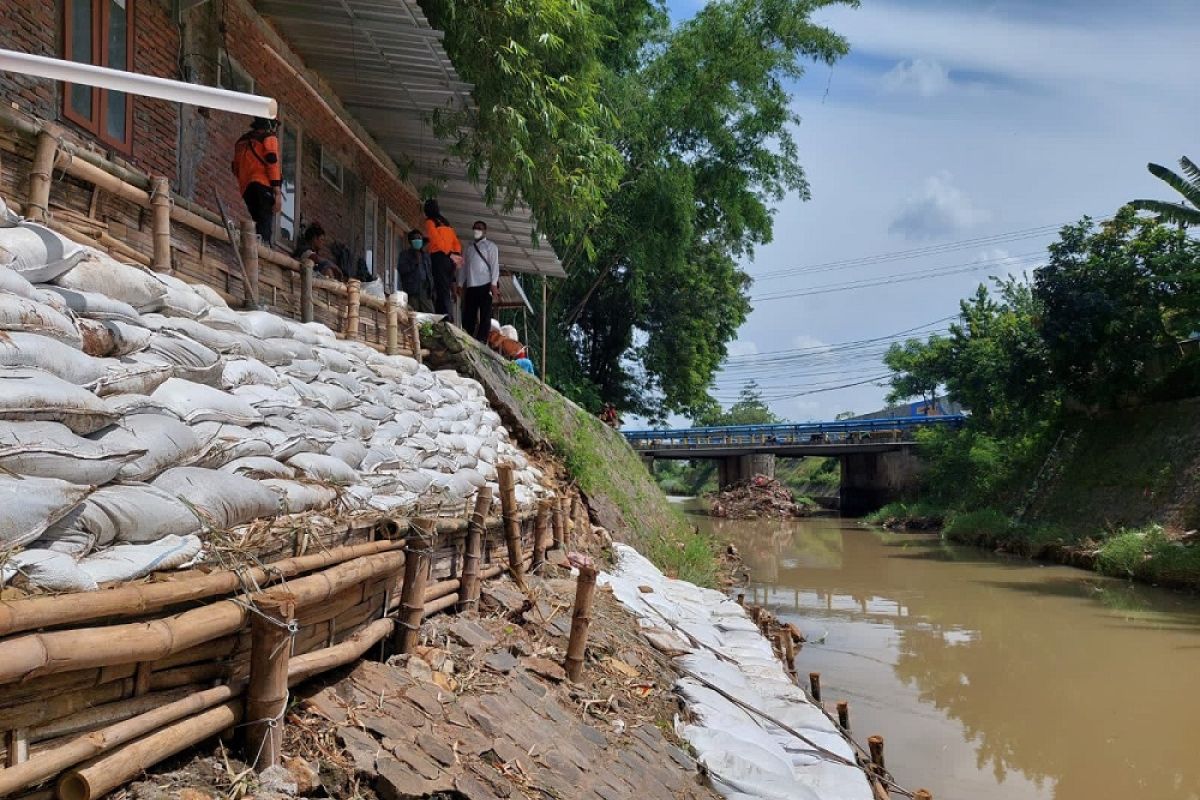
[0,0,424,270]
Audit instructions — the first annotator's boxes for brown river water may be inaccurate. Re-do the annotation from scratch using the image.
[690,508,1200,800]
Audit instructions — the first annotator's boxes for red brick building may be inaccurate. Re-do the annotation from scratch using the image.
[0,0,561,311]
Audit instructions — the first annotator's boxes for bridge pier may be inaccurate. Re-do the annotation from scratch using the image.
[717,453,775,489]
[839,450,921,516]
[640,454,655,473]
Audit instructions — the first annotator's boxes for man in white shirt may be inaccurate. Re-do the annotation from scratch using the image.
[458,220,501,343]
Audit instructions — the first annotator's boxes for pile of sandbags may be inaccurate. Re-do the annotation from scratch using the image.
[0,211,550,593]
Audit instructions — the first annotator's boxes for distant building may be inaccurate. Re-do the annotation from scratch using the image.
[854,397,963,420]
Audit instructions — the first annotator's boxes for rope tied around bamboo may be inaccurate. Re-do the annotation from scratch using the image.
[393,518,435,655]
[564,564,599,682]
[242,593,296,772]
[460,488,491,612]
[496,464,527,591]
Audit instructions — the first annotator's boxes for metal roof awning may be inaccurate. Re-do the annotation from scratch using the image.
[496,274,532,312]
[253,0,565,279]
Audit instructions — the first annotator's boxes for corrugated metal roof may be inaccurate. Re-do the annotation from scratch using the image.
[254,0,565,278]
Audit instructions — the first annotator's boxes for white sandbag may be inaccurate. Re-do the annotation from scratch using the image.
[152,467,280,529]
[42,483,203,552]
[0,222,87,282]
[142,331,224,385]
[220,456,295,479]
[200,304,251,333]
[77,318,116,356]
[103,320,154,356]
[154,273,211,319]
[0,368,118,433]
[106,393,178,418]
[78,534,203,586]
[280,359,321,382]
[192,422,272,466]
[265,337,315,362]
[91,414,205,481]
[0,330,106,384]
[302,321,338,340]
[286,452,361,484]
[314,347,354,373]
[45,286,142,324]
[318,370,363,394]
[389,470,434,495]
[0,475,91,549]
[238,310,290,339]
[326,440,367,469]
[227,333,293,367]
[306,381,356,411]
[0,294,83,347]
[335,410,376,439]
[368,494,417,514]
[140,315,242,354]
[260,479,338,514]
[233,385,301,416]
[288,407,342,434]
[0,264,37,299]
[360,403,395,422]
[54,250,166,312]
[93,359,174,397]
[151,378,263,425]
[221,358,281,389]
[192,283,228,309]
[0,420,142,484]
[339,484,374,511]
[1,550,97,593]
[279,319,322,345]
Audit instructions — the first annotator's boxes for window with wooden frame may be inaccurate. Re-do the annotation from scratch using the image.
[319,146,344,192]
[63,0,135,152]
[277,122,301,246]
[364,192,377,280]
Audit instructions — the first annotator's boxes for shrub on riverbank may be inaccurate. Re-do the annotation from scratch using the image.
[865,501,947,529]
[1096,525,1200,586]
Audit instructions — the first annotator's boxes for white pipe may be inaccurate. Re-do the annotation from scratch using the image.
[0,48,276,119]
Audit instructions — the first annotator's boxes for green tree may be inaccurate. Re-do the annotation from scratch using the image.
[697,381,781,426]
[1129,157,1200,228]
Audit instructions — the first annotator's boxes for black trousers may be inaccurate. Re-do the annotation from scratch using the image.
[430,251,456,318]
[242,183,275,243]
[462,284,493,343]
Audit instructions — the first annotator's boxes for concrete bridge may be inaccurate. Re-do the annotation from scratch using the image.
[624,415,965,514]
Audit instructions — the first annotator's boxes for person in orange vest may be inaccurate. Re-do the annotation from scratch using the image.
[231,117,282,243]
[422,198,462,318]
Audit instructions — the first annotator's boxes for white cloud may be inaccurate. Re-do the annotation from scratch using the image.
[726,340,759,357]
[791,334,832,353]
[889,172,988,240]
[881,58,950,97]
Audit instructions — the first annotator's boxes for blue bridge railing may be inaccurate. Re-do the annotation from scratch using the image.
[623,414,966,450]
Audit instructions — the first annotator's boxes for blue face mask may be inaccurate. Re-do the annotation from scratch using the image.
[411,239,424,250]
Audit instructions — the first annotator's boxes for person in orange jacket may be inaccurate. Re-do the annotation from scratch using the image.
[231,117,282,243]
[422,198,462,318]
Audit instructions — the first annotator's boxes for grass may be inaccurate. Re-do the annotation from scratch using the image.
[1095,525,1200,586]
[943,509,1013,542]
[864,501,948,529]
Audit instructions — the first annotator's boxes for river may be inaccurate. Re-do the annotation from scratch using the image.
[692,509,1200,800]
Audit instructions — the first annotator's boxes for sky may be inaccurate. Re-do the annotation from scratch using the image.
[660,0,1200,425]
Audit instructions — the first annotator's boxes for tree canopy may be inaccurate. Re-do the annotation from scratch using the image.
[421,0,854,420]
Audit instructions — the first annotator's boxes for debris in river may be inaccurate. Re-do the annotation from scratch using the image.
[709,475,812,519]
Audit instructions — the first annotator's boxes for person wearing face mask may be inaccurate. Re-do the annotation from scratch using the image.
[421,198,462,318]
[396,229,434,312]
[458,220,501,343]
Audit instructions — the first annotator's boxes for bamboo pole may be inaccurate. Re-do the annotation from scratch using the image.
[424,593,459,616]
[563,566,598,682]
[809,672,822,702]
[385,293,401,355]
[460,488,490,611]
[551,497,566,550]
[344,279,361,340]
[26,687,198,745]
[836,700,850,731]
[150,176,172,273]
[496,465,527,590]
[285,618,393,686]
[408,308,421,361]
[914,790,932,799]
[0,539,401,638]
[54,149,149,207]
[867,735,885,775]
[57,700,241,800]
[393,520,434,655]
[299,255,314,322]
[0,550,404,683]
[26,131,57,223]
[240,220,260,309]
[243,595,295,771]
[531,500,551,573]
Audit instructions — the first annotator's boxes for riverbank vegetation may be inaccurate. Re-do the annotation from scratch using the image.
[882,177,1200,587]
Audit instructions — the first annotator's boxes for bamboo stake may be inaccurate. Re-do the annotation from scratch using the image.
[836,700,850,731]
[57,700,241,800]
[460,488,490,611]
[26,131,57,223]
[531,500,551,573]
[551,497,566,550]
[344,279,361,340]
[915,790,933,799]
[408,308,421,361]
[779,631,795,676]
[300,255,314,323]
[243,595,295,771]
[150,176,172,273]
[240,220,261,309]
[809,672,822,703]
[867,735,885,775]
[0,539,401,638]
[563,566,599,682]
[496,465,527,590]
[393,521,433,655]
[385,293,401,355]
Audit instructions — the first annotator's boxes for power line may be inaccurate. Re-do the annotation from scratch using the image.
[721,316,955,363]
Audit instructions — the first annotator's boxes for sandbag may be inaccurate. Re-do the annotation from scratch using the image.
[260,479,338,514]
[106,393,178,418]
[103,320,155,356]
[233,385,301,416]
[0,368,118,433]
[192,422,272,467]
[0,264,38,299]
[39,484,202,553]
[152,467,280,529]
[0,294,83,347]
[90,414,205,481]
[0,475,92,549]
[200,305,251,333]
[0,330,107,384]
[0,420,143,484]
[314,347,354,373]
[92,359,174,397]
[287,452,360,484]
[335,410,377,439]
[77,318,116,356]
[238,310,290,339]
[0,222,87,282]
[279,319,322,345]
[44,286,142,324]
[226,333,294,367]
[288,407,342,434]
[142,331,224,385]
[318,370,363,394]
[192,283,228,309]
[280,359,321,382]
[53,250,167,312]
[1,550,97,593]
[265,337,315,361]
[78,534,203,586]
[220,456,295,479]
[154,273,211,319]
[140,315,243,354]
[222,358,281,389]
[151,378,263,425]
[326,440,367,469]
